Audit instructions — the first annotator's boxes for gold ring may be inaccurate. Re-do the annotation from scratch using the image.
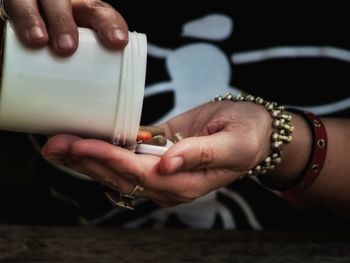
[122,185,144,198]
[0,0,10,20]
[104,185,144,210]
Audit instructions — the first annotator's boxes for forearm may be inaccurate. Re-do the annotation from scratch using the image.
[268,114,350,217]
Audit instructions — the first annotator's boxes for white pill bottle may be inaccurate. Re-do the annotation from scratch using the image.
[0,21,147,146]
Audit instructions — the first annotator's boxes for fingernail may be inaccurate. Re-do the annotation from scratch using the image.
[57,34,75,50]
[167,157,184,174]
[113,29,127,41]
[28,26,45,40]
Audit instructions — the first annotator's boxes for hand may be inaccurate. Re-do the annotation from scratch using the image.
[42,101,273,207]
[3,0,128,56]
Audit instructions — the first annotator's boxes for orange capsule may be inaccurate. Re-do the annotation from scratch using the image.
[136,131,152,142]
[139,126,165,137]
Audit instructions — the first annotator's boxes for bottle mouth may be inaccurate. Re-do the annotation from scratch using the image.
[112,31,147,146]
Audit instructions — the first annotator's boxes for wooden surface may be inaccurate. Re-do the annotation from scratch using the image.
[0,225,350,262]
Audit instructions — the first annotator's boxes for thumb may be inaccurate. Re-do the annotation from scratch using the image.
[159,132,246,175]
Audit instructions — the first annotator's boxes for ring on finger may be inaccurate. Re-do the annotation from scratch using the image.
[121,185,144,199]
[104,185,145,210]
[0,0,10,20]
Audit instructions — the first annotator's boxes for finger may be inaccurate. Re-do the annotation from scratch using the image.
[67,157,134,192]
[159,132,253,175]
[40,0,78,56]
[42,135,206,207]
[138,168,236,205]
[41,134,82,160]
[5,0,48,47]
[43,136,146,195]
[69,139,159,180]
[66,156,164,203]
[67,139,177,196]
[72,0,128,49]
[67,138,188,192]
[67,138,237,204]
[68,157,192,207]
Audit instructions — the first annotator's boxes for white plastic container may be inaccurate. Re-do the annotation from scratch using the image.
[0,21,147,146]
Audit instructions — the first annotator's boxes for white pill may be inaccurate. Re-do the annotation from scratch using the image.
[135,139,173,156]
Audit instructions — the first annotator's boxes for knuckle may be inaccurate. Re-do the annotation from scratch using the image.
[84,0,117,20]
[48,10,74,28]
[5,2,39,24]
[84,0,111,10]
[16,8,41,23]
[53,11,70,24]
[197,145,214,169]
[23,8,40,18]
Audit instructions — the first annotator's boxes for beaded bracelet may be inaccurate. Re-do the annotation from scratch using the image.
[258,109,328,193]
[213,93,293,176]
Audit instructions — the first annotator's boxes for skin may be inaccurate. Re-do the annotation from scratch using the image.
[3,0,128,56]
[42,99,350,216]
[42,101,274,207]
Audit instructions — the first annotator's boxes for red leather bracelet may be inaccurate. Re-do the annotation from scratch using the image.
[286,109,328,193]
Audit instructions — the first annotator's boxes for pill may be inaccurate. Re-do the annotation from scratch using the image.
[136,131,152,142]
[135,143,169,156]
[139,126,166,137]
[143,135,167,146]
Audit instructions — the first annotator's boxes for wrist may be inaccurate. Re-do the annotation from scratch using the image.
[265,112,313,185]
[214,93,294,178]
[259,109,328,193]
[236,94,294,177]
